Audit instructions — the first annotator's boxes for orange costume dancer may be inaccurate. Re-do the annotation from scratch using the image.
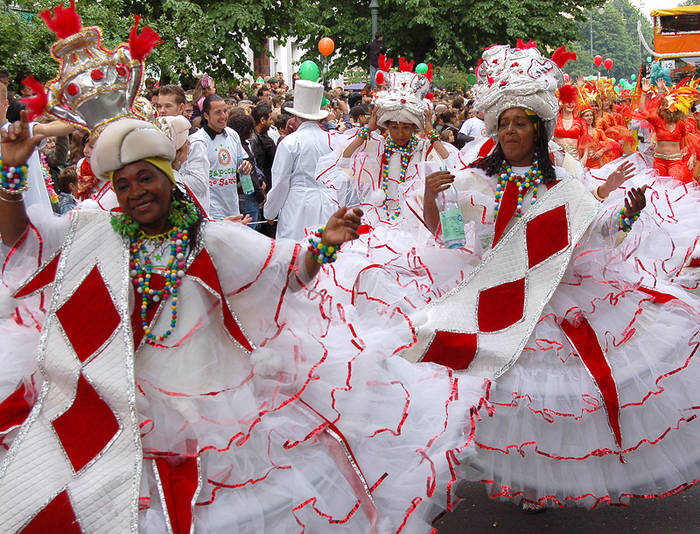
[637,78,700,183]
[579,106,621,169]
[553,84,587,160]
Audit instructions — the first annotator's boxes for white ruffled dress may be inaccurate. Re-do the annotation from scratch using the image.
[0,209,489,533]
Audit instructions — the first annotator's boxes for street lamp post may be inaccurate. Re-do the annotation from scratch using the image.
[370,0,379,37]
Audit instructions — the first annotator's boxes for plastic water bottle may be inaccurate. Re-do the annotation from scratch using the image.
[240,172,254,194]
[438,184,465,249]
[238,154,254,194]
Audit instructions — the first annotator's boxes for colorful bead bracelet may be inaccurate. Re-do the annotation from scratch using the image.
[1,160,29,195]
[618,208,639,233]
[308,226,339,264]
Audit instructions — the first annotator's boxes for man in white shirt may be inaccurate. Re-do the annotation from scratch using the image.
[157,84,210,212]
[459,110,487,141]
[264,81,337,240]
[189,95,251,219]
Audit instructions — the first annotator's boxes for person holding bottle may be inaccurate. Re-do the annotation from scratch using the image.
[413,43,700,511]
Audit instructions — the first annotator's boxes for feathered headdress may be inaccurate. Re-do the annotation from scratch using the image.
[22,1,161,140]
[473,43,565,140]
[373,54,434,131]
[662,78,700,115]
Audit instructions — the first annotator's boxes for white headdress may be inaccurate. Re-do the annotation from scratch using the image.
[374,56,434,131]
[473,43,574,140]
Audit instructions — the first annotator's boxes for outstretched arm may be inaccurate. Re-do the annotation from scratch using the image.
[0,111,42,246]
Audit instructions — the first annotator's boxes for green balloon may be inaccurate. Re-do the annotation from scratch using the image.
[467,73,477,85]
[611,77,616,84]
[415,63,429,74]
[298,60,320,81]
[646,56,652,63]
[614,86,621,93]
[630,73,637,80]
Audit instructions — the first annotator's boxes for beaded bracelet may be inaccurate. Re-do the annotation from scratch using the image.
[357,126,371,140]
[1,161,29,196]
[308,226,339,264]
[426,129,440,143]
[618,208,639,233]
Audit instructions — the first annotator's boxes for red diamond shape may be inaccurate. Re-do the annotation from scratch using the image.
[56,265,120,363]
[52,374,119,472]
[477,278,525,332]
[526,205,569,268]
[422,331,478,371]
[21,489,83,533]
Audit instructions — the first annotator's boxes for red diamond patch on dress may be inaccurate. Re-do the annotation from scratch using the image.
[526,205,569,268]
[56,265,120,363]
[20,489,83,534]
[477,278,525,332]
[422,331,478,371]
[155,456,200,534]
[52,374,120,473]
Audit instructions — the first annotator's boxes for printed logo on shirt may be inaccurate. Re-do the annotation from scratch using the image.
[218,148,232,166]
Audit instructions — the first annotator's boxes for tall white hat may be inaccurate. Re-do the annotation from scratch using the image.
[288,80,329,121]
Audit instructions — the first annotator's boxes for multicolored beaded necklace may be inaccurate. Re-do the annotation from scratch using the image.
[129,228,189,345]
[493,161,543,220]
[381,135,419,221]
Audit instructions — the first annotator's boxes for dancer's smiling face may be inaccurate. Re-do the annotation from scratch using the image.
[112,160,174,236]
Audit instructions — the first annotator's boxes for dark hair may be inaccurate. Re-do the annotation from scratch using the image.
[375,32,382,39]
[452,132,469,150]
[227,110,255,140]
[201,94,224,124]
[56,165,77,194]
[0,69,8,80]
[474,112,556,183]
[158,84,186,105]
[350,104,369,121]
[251,103,271,125]
[257,87,270,98]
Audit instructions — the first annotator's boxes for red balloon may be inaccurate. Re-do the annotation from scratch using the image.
[593,55,603,67]
[318,37,335,57]
[604,58,613,70]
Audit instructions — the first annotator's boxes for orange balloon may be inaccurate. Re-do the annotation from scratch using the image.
[318,37,335,57]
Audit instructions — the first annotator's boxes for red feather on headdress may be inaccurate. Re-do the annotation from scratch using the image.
[129,15,163,61]
[551,45,577,69]
[40,0,82,39]
[558,84,579,105]
[378,54,393,71]
[20,76,48,121]
[399,57,415,73]
[425,63,433,81]
[516,39,538,50]
[375,71,384,85]
[425,92,434,101]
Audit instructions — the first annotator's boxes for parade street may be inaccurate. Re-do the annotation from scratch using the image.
[438,482,700,533]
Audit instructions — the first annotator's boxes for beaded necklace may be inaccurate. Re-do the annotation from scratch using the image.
[493,161,543,220]
[381,135,419,221]
[129,228,189,345]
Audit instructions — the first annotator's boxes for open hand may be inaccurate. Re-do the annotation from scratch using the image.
[599,160,635,197]
[0,110,43,167]
[623,185,647,218]
[367,107,379,132]
[322,206,364,245]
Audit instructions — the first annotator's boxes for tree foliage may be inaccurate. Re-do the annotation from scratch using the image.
[563,0,653,81]
[294,0,607,78]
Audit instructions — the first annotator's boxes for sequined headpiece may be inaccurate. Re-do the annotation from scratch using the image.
[374,55,434,131]
[473,42,575,140]
[22,0,161,141]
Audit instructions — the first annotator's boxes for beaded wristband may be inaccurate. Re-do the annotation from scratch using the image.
[618,207,639,233]
[0,161,29,196]
[426,129,440,143]
[357,126,371,140]
[308,226,339,264]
